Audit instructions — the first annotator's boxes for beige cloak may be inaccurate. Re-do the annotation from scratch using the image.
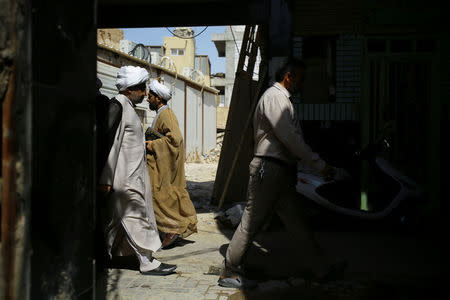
[100,94,161,258]
[146,107,198,236]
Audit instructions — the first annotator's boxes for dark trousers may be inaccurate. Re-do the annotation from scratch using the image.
[225,157,325,273]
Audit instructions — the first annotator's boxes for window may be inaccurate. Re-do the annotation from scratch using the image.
[195,56,209,75]
[170,48,184,56]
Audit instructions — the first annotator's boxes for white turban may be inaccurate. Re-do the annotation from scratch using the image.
[116,66,149,91]
[149,80,172,101]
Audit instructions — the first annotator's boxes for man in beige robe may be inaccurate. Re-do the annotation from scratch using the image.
[100,66,176,275]
[145,80,198,248]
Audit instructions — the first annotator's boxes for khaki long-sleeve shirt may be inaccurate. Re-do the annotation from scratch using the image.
[253,82,326,172]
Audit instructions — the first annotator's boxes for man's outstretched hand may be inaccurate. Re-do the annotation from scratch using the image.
[146,140,153,152]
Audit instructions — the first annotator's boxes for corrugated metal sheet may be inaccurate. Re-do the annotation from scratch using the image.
[185,86,202,160]
[203,92,217,154]
[167,77,186,140]
[97,61,119,99]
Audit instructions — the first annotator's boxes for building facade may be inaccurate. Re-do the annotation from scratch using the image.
[212,26,262,107]
[163,28,196,76]
[97,28,124,50]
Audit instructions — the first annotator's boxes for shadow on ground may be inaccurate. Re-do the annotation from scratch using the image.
[187,180,216,213]
[106,255,140,270]
[214,204,444,299]
[229,279,443,300]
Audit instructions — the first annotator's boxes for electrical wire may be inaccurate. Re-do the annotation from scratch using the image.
[165,26,209,39]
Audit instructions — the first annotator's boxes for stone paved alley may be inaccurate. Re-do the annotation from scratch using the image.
[98,162,443,300]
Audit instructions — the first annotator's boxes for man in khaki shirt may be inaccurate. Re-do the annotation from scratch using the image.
[218,59,343,288]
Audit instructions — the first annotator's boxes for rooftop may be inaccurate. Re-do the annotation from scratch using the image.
[211,33,226,57]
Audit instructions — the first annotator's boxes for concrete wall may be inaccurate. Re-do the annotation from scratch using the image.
[97,28,123,51]
[119,39,136,55]
[213,26,262,107]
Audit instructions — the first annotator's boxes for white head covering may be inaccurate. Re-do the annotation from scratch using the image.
[149,80,172,101]
[116,66,149,91]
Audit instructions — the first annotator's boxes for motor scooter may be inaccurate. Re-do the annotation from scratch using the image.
[296,136,424,231]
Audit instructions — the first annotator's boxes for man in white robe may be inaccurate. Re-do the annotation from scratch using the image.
[99,66,176,275]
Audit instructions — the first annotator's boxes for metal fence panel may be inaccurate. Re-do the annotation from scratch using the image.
[169,77,186,140]
[97,61,119,99]
[203,91,217,154]
[185,86,202,160]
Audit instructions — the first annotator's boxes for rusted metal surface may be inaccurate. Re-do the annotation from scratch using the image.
[1,64,16,300]
[0,0,13,101]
